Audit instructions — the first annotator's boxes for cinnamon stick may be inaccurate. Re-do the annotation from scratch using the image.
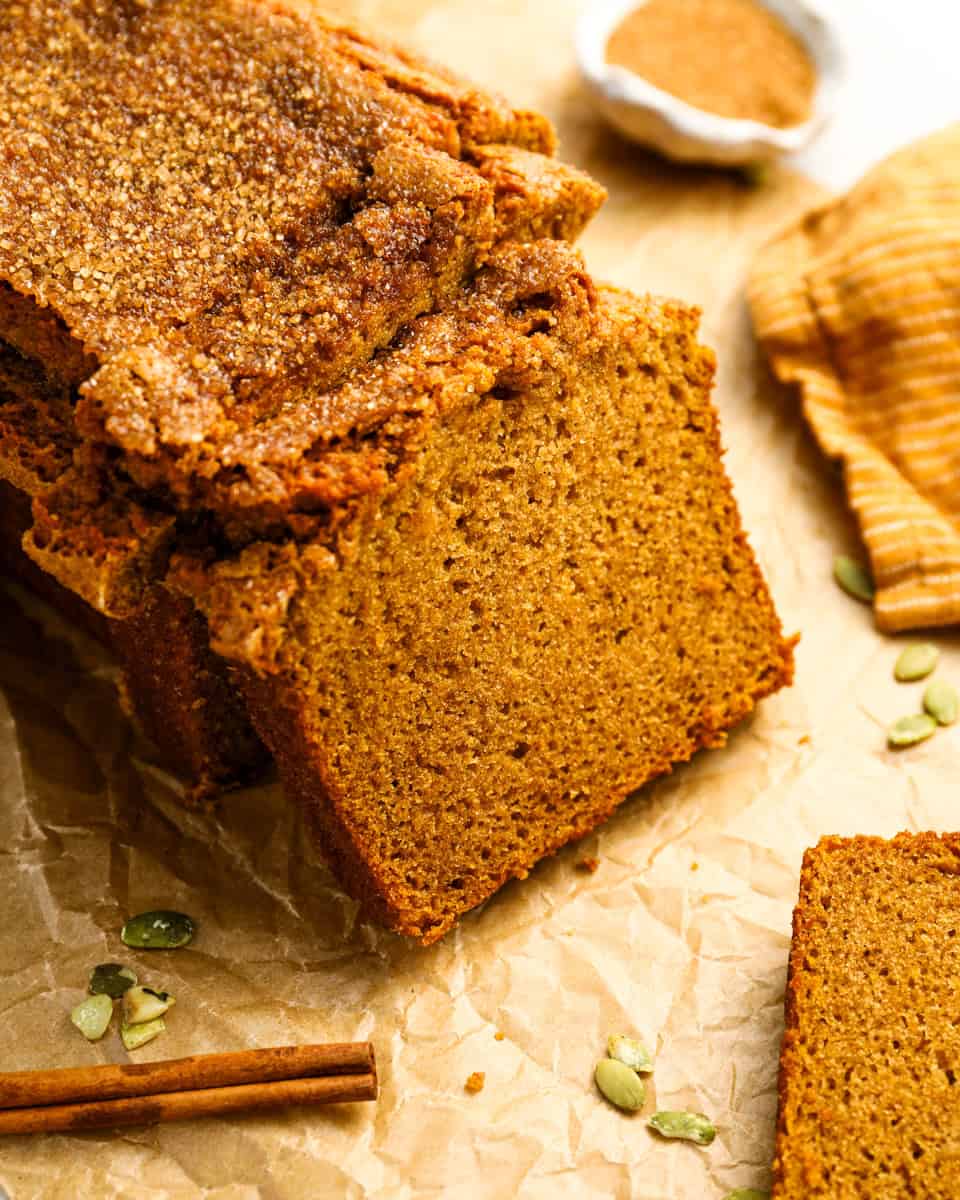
[0,1073,376,1135]
[0,1043,377,1135]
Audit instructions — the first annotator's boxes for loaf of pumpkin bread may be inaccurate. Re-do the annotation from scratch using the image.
[0,1,793,940]
[774,833,960,1198]
[174,241,795,941]
[0,0,601,796]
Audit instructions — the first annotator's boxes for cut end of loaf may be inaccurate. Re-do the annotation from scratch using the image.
[774,832,960,1198]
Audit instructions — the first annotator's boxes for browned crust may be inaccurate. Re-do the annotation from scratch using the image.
[470,145,607,245]
[0,479,266,800]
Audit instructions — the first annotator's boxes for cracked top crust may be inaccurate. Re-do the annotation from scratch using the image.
[0,0,595,493]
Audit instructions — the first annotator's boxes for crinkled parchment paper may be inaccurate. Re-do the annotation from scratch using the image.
[2,4,959,1198]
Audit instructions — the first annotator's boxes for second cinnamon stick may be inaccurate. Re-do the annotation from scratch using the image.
[0,1072,377,1136]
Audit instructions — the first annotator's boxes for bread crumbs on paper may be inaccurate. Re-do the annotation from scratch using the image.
[494,1032,505,1041]
[576,856,600,873]
[465,1072,486,1094]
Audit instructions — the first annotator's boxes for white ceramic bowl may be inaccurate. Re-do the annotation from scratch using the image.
[576,0,847,166]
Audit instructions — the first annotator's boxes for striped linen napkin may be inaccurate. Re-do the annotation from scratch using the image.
[749,124,960,632]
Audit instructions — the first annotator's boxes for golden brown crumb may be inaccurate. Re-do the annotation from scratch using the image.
[798,734,811,745]
[494,1032,505,1042]
[694,574,725,598]
[185,243,794,945]
[576,856,600,874]
[690,861,699,872]
[465,1072,485,1094]
[775,833,960,1195]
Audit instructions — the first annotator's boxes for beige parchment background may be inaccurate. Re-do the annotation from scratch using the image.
[1,3,958,1197]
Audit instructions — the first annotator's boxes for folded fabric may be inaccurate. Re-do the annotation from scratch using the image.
[749,124,960,632]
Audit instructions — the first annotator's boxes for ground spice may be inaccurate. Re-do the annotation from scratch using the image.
[605,0,816,129]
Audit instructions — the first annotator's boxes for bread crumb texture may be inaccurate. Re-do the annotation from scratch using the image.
[774,833,960,1198]
[465,1072,485,1094]
[178,242,794,943]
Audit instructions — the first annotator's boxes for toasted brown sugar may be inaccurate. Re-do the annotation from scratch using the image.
[606,0,816,128]
[176,242,794,942]
[0,0,602,519]
[774,834,960,1197]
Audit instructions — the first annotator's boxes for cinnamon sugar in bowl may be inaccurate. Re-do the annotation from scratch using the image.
[577,0,846,166]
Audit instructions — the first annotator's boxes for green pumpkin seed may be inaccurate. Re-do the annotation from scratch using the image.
[924,679,958,726]
[894,643,939,682]
[120,1017,165,1051]
[123,985,175,1025]
[887,713,937,748]
[648,1110,716,1145]
[607,1034,653,1073]
[723,1191,770,1200]
[70,993,113,1042]
[833,555,874,604]
[740,162,770,189]
[595,1057,646,1111]
[121,910,195,950]
[89,963,137,998]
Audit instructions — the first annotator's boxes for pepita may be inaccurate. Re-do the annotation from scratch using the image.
[595,1057,646,1111]
[740,162,770,189]
[89,963,137,998]
[723,1191,770,1200]
[924,679,958,726]
[648,1109,716,1145]
[887,713,937,748]
[833,555,874,604]
[121,910,195,950]
[120,1017,165,1051]
[70,993,113,1042]
[894,643,939,682]
[607,1034,653,1073]
[123,985,175,1025]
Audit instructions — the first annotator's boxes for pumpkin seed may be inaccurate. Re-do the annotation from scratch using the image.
[121,910,195,950]
[833,555,874,604]
[887,713,937,748]
[894,643,939,682]
[89,963,137,998]
[595,1057,646,1111]
[70,993,113,1042]
[120,1017,165,1051]
[648,1109,716,1145]
[723,1191,769,1200]
[607,1034,653,1073]
[123,985,175,1026]
[924,679,958,726]
[740,162,770,188]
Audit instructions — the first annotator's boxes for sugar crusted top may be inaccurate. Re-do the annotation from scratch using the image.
[0,0,551,468]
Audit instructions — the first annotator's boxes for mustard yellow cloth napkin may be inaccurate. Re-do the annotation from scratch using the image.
[750,124,960,632]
